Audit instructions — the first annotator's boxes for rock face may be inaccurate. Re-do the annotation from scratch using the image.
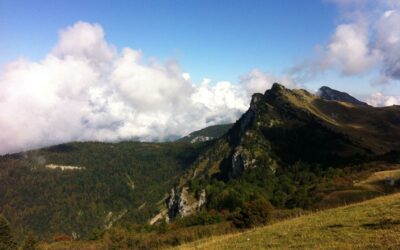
[166,187,191,219]
[190,135,213,144]
[231,149,246,177]
[166,187,207,220]
[197,189,207,209]
[317,86,368,106]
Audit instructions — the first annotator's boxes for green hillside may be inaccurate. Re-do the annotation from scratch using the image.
[177,124,233,143]
[0,141,210,239]
[176,192,400,250]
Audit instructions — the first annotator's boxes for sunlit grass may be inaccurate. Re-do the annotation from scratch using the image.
[175,193,400,250]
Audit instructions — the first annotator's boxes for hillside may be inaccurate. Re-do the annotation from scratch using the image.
[165,83,400,220]
[0,141,211,239]
[176,192,400,250]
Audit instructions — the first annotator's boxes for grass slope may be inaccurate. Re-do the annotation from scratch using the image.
[176,193,400,250]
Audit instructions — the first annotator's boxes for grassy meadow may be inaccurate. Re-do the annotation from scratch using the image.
[175,193,400,250]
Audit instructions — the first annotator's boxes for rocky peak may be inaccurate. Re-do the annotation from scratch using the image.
[263,83,291,104]
[269,82,287,94]
[317,86,368,106]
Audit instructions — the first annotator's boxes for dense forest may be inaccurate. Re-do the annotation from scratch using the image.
[0,141,211,239]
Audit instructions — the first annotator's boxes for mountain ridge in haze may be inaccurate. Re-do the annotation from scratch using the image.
[317,86,369,106]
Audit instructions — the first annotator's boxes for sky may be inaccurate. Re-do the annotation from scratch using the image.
[0,0,400,154]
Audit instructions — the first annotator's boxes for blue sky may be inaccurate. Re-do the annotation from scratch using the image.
[2,0,399,96]
[1,0,337,86]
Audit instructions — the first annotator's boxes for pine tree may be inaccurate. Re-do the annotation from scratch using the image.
[0,215,16,250]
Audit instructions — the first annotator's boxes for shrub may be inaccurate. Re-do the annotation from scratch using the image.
[103,227,133,250]
[176,210,223,227]
[0,215,16,250]
[20,233,39,250]
[231,199,273,228]
[52,233,72,242]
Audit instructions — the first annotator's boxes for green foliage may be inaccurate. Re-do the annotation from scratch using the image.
[20,233,38,250]
[176,211,223,227]
[103,227,133,250]
[0,141,210,239]
[231,199,273,228]
[0,215,16,250]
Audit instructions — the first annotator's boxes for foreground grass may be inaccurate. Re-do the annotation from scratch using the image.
[175,193,400,250]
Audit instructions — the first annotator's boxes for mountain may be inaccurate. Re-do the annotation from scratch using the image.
[317,86,368,106]
[164,83,400,220]
[2,83,400,246]
[177,124,233,143]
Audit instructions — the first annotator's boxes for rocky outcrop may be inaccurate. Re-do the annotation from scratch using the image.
[197,189,207,209]
[166,187,192,219]
[231,148,246,177]
[166,187,207,220]
[231,147,256,178]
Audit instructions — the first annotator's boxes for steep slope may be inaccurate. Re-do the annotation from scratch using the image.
[317,86,368,106]
[176,193,400,250]
[166,83,400,219]
[0,141,210,239]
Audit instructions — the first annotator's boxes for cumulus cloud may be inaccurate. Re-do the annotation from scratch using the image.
[367,92,400,106]
[326,23,380,75]
[240,69,298,96]
[375,9,400,80]
[291,0,400,83]
[0,21,294,154]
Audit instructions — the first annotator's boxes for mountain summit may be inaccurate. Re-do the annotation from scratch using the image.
[317,86,368,106]
[164,83,400,220]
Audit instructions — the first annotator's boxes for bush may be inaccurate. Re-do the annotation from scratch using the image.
[231,199,273,228]
[176,210,223,227]
[52,233,72,242]
[20,233,38,250]
[0,215,16,250]
[103,227,133,250]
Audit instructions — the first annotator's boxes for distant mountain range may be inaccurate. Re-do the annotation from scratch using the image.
[177,124,233,143]
[1,84,400,243]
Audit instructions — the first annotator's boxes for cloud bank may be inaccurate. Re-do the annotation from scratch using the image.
[289,0,400,107]
[292,0,400,80]
[0,21,295,154]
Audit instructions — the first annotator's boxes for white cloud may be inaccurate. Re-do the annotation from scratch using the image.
[367,92,400,106]
[291,0,400,83]
[326,23,380,75]
[52,21,116,69]
[240,69,298,96]
[1,21,293,155]
[375,9,400,79]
